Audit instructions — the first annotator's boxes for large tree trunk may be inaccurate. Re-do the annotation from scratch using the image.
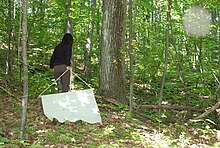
[99,0,127,104]
[20,0,28,139]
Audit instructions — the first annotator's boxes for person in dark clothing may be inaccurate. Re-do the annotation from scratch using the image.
[50,33,73,92]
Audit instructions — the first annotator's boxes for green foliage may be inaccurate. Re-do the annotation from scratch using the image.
[0,0,220,147]
[0,135,10,145]
[1,92,219,147]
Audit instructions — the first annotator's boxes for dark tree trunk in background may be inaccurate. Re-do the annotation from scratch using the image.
[65,0,74,71]
[38,0,45,45]
[158,0,171,105]
[99,0,127,104]
[7,0,12,81]
[211,8,217,35]
[17,0,22,81]
[65,0,73,34]
[85,0,96,79]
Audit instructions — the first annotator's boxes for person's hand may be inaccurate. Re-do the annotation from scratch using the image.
[66,66,72,70]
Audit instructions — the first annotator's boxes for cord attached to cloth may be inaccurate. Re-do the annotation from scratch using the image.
[38,69,93,98]
[71,71,93,89]
[38,69,69,98]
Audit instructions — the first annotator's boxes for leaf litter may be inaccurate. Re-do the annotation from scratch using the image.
[1,94,220,147]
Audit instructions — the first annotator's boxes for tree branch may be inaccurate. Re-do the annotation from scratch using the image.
[138,105,206,112]
[194,100,220,120]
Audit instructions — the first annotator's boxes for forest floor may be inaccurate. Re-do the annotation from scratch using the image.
[1,88,220,148]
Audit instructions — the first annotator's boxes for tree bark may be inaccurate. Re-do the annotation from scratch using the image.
[211,8,217,35]
[65,0,74,70]
[65,0,73,34]
[17,0,22,81]
[99,0,127,104]
[7,0,12,81]
[20,0,28,139]
[85,0,96,79]
[158,0,171,105]
[194,100,220,119]
[38,0,45,46]
[129,0,134,112]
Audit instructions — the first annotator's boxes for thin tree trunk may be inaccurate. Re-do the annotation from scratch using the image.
[65,0,73,34]
[7,0,12,81]
[85,0,96,79]
[38,0,45,46]
[194,40,199,71]
[129,0,134,112]
[96,0,101,52]
[65,0,74,70]
[170,9,187,90]
[158,0,171,105]
[198,38,203,73]
[20,0,28,139]
[99,0,127,104]
[211,8,217,35]
[17,1,22,81]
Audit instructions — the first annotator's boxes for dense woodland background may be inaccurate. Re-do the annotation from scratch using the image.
[0,0,220,147]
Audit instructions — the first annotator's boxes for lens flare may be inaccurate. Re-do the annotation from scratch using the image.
[183,6,211,37]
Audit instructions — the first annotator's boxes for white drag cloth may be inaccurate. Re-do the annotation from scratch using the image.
[41,89,102,124]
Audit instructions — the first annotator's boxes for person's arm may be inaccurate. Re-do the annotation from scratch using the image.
[50,49,56,69]
[65,45,72,67]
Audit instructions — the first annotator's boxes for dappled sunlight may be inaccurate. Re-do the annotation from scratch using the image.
[1,93,219,147]
[75,90,91,107]
[1,0,219,146]
[92,108,100,115]
[57,94,78,113]
[41,89,102,123]
[97,106,219,147]
[57,94,71,108]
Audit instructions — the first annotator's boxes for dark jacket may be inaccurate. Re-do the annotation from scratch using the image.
[50,43,72,69]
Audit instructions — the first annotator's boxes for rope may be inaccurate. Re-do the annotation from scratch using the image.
[38,69,69,98]
[71,70,93,89]
[38,69,93,98]
[69,69,74,90]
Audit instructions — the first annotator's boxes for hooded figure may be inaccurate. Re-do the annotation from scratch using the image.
[50,33,73,92]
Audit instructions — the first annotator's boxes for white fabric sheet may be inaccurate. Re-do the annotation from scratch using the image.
[41,89,102,124]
